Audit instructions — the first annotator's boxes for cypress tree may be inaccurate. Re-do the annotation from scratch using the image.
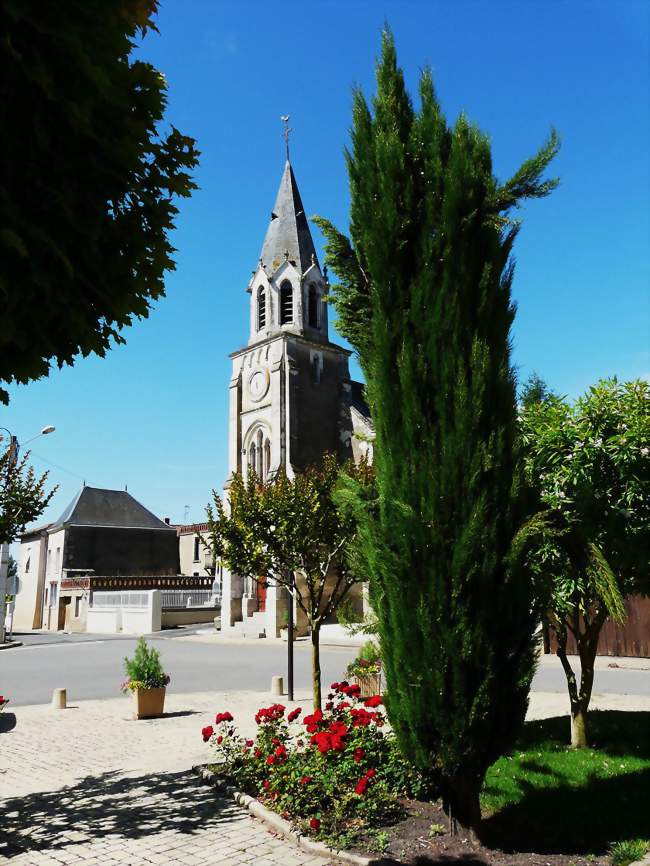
[314,31,559,832]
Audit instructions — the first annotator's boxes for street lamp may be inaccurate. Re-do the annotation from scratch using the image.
[1,424,56,642]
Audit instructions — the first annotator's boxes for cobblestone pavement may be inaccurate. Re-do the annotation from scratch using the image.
[0,690,332,865]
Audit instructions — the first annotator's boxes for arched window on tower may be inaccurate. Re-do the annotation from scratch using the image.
[248,441,257,478]
[257,286,266,330]
[308,284,319,329]
[257,429,264,478]
[280,280,293,325]
[264,439,271,479]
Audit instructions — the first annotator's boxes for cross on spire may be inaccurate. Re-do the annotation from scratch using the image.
[281,115,292,161]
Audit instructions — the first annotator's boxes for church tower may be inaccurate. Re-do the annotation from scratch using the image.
[220,144,373,637]
[225,158,355,488]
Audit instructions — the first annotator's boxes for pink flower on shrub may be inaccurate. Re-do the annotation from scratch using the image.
[201,725,214,742]
[364,695,382,708]
[309,818,320,831]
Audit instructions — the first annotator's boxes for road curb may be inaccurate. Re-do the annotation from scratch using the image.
[194,764,373,865]
[0,641,23,650]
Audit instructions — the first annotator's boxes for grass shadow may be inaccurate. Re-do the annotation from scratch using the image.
[480,711,650,854]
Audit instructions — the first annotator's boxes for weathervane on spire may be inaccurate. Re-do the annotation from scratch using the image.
[281,115,292,160]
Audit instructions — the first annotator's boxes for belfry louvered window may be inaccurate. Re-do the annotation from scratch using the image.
[257,286,266,330]
[280,281,293,325]
[308,285,319,328]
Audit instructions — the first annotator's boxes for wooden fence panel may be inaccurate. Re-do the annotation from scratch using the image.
[546,594,650,658]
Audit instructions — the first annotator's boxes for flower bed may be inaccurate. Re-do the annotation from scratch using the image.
[201,681,428,850]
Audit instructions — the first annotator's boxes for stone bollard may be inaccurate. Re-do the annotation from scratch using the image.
[52,688,67,709]
[270,675,284,696]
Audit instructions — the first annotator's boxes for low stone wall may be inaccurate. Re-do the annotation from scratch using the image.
[162,608,219,628]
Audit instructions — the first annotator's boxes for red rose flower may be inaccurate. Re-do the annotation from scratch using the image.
[273,738,280,745]
[254,749,262,758]
[215,711,234,724]
[310,732,331,754]
[216,735,223,745]
[365,768,376,778]
[245,739,254,747]
[201,725,214,742]
[355,776,369,795]
[263,780,270,790]
[328,720,348,737]
[287,707,302,722]
[300,776,312,785]
[309,818,320,831]
[325,701,333,710]
[266,755,275,765]
[364,695,382,708]
[330,682,340,691]
[353,747,365,763]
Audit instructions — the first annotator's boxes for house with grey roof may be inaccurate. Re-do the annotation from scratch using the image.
[12,485,180,632]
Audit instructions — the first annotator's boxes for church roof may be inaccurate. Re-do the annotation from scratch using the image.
[259,160,319,275]
[49,486,174,532]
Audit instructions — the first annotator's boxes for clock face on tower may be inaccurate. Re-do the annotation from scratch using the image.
[248,367,270,402]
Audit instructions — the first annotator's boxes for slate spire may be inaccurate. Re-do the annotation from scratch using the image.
[259,160,319,275]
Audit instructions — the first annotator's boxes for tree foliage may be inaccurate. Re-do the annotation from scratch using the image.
[0,0,199,403]
[205,455,373,709]
[520,377,650,746]
[0,445,56,543]
[315,30,559,831]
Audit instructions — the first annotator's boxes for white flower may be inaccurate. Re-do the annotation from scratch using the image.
[593,437,603,447]
[641,447,649,457]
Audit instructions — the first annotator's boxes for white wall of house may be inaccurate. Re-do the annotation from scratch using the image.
[12,532,48,631]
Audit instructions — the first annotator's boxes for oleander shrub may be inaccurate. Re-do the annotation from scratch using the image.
[202,682,432,846]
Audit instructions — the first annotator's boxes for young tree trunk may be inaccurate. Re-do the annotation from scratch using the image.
[310,623,322,711]
[445,773,482,838]
[556,608,606,748]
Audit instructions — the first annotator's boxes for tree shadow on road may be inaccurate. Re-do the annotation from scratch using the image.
[0,768,247,858]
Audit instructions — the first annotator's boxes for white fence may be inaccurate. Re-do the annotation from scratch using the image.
[160,589,220,609]
[87,589,161,634]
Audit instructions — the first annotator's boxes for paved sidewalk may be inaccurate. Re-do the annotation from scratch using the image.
[0,690,331,865]
[2,689,649,865]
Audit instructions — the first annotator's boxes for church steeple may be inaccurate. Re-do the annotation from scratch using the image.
[247,156,327,346]
[259,160,319,275]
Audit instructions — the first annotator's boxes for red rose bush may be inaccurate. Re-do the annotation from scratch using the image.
[201,683,428,847]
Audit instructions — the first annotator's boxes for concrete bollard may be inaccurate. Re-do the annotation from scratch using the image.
[270,675,284,696]
[52,688,67,709]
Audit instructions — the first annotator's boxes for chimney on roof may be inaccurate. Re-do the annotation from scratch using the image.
[164,517,170,525]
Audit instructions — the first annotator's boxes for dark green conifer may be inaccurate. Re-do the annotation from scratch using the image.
[315,31,559,831]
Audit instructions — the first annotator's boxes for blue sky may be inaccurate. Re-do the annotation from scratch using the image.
[3,0,649,531]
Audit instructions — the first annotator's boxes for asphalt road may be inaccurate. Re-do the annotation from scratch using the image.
[1,629,648,707]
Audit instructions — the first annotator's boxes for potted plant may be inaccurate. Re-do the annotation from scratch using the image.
[121,637,170,719]
[346,641,382,698]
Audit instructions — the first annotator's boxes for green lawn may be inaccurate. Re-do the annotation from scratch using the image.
[480,711,650,855]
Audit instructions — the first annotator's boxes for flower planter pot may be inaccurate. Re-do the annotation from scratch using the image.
[280,628,296,642]
[132,687,166,720]
[354,671,382,699]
